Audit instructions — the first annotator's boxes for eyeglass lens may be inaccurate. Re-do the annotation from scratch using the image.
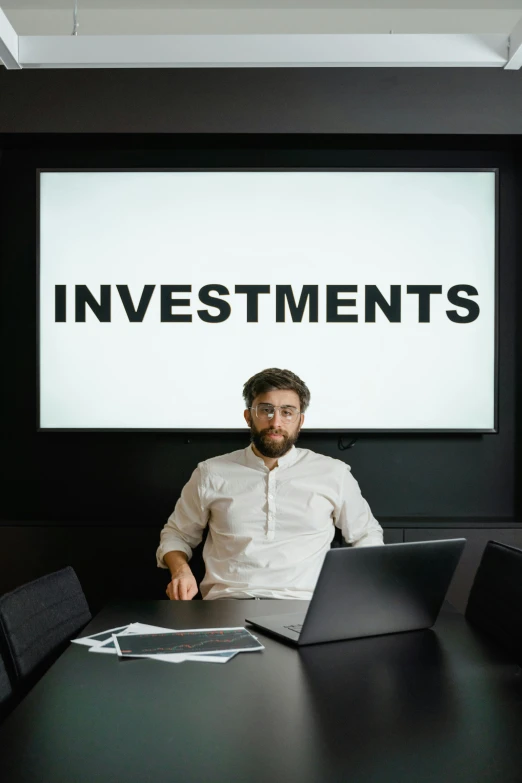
[255,405,299,421]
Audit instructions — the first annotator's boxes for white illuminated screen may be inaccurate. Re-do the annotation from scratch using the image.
[39,170,496,431]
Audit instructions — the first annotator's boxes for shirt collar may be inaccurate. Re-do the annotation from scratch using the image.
[244,444,298,471]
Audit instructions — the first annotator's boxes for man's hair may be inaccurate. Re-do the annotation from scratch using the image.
[243,368,311,413]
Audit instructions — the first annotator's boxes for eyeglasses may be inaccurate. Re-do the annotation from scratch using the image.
[250,404,301,423]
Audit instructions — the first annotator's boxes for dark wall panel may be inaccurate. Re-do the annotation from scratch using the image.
[382,530,403,545]
[2,68,522,135]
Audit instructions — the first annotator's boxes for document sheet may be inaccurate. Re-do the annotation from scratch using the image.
[113,627,264,657]
[72,622,263,663]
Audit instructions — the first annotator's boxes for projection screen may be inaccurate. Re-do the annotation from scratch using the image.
[38,169,498,432]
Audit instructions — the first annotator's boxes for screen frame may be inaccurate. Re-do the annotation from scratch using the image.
[36,166,500,435]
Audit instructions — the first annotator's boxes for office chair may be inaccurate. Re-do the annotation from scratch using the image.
[465,540,522,661]
[0,566,91,685]
[0,651,13,722]
[331,527,348,548]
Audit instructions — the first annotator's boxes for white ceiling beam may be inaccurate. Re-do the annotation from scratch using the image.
[17,33,508,69]
[0,7,20,69]
[5,9,522,36]
[504,15,522,68]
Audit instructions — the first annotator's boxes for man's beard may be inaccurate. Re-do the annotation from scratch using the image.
[250,422,301,459]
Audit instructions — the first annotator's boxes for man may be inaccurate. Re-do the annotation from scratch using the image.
[157,368,384,600]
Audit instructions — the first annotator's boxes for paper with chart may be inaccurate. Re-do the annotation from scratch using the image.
[112,627,264,659]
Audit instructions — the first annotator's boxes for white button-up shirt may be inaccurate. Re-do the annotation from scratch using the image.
[157,445,384,600]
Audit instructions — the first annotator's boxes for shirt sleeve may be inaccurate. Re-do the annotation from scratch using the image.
[335,466,384,548]
[156,464,210,568]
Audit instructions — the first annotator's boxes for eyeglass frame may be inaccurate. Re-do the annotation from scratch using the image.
[249,404,302,422]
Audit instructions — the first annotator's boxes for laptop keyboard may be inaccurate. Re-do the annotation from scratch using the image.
[284,624,303,633]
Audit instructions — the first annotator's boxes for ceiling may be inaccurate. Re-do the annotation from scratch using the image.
[3,1,522,8]
[2,2,522,69]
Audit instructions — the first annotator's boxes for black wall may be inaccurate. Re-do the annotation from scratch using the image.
[2,68,522,135]
[0,68,521,609]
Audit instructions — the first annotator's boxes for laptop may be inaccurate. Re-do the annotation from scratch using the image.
[245,539,465,646]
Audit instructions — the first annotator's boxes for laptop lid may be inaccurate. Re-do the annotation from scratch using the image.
[297,539,466,645]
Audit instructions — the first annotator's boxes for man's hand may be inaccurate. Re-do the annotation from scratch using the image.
[166,565,198,600]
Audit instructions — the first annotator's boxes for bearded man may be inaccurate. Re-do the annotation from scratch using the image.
[157,368,383,600]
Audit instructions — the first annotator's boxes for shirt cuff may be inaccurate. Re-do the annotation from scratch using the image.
[156,539,194,568]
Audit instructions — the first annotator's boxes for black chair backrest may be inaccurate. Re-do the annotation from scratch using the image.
[0,567,91,681]
[0,650,14,723]
[0,652,12,706]
[465,540,522,660]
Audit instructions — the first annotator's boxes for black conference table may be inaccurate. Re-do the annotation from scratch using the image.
[1,599,522,783]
